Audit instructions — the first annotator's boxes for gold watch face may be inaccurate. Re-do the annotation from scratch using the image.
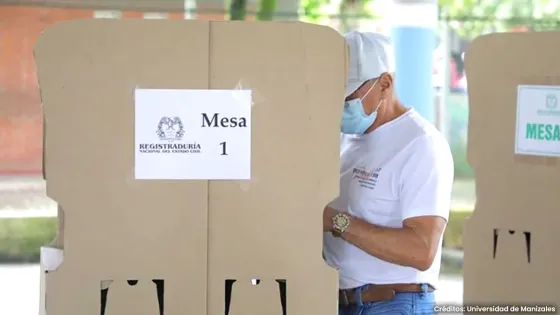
[334,213,350,230]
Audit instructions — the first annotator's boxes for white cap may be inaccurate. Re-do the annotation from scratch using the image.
[344,31,395,97]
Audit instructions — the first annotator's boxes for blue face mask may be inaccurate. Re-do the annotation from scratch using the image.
[341,80,383,135]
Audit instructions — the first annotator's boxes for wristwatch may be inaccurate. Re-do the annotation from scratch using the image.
[331,212,351,237]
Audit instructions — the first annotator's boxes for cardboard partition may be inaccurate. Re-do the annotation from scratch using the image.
[36,19,345,315]
[463,32,560,310]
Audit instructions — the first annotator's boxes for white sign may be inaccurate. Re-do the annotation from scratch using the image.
[516,85,560,157]
[135,89,251,180]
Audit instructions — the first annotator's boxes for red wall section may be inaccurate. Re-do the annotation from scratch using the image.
[0,6,93,175]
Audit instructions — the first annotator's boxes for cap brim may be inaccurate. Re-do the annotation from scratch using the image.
[345,81,362,98]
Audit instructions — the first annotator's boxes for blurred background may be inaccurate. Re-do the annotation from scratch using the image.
[1,0,559,314]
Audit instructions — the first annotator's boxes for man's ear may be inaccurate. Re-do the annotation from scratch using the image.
[379,72,394,99]
[379,72,393,91]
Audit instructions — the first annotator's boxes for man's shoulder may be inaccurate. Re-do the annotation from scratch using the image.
[404,132,452,164]
[393,116,453,176]
[399,111,450,151]
[403,136,454,187]
[396,118,454,191]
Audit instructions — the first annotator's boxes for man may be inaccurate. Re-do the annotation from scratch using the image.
[323,31,454,315]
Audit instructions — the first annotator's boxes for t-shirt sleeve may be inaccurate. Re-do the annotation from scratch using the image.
[327,196,347,212]
[399,134,454,221]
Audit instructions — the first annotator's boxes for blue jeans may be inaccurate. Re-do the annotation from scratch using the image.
[339,284,436,315]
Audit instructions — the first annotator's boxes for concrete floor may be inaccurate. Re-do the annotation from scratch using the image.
[0,264,463,315]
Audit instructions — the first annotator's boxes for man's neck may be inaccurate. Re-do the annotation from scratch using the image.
[365,101,408,134]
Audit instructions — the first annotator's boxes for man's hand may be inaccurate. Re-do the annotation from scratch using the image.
[323,206,338,232]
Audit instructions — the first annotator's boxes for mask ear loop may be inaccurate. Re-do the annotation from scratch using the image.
[373,99,384,112]
[360,79,378,101]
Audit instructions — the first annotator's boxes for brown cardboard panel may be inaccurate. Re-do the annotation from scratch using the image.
[228,280,284,315]
[36,19,209,315]
[36,19,344,315]
[464,218,560,306]
[206,21,342,315]
[464,31,560,308]
[304,23,348,206]
[465,32,560,173]
[55,205,64,248]
[103,280,162,315]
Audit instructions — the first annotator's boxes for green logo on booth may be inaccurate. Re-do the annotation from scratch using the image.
[526,93,560,141]
[546,94,558,109]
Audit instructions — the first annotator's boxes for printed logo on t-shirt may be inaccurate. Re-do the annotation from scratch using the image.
[352,167,381,190]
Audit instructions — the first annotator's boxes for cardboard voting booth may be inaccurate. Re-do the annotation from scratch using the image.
[36,19,346,315]
[463,32,560,312]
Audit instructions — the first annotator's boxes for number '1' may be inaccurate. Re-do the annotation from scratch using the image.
[220,142,228,155]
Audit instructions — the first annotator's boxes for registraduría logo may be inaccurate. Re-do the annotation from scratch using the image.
[156,117,185,141]
[138,116,202,154]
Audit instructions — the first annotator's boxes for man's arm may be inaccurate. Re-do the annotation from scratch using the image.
[325,134,454,271]
[325,208,446,271]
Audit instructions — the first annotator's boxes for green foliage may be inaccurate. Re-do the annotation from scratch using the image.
[452,143,473,178]
[297,0,560,38]
[299,0,377,28]
[257,0,277,20]
[0,218,56,263]
[439,0,560,38]
[300,0,324,23]
[443,210,471,249]
[228,0,277,21]
[229,0,248,20]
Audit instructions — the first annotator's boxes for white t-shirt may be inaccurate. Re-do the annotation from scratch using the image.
[323,109,454,290]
